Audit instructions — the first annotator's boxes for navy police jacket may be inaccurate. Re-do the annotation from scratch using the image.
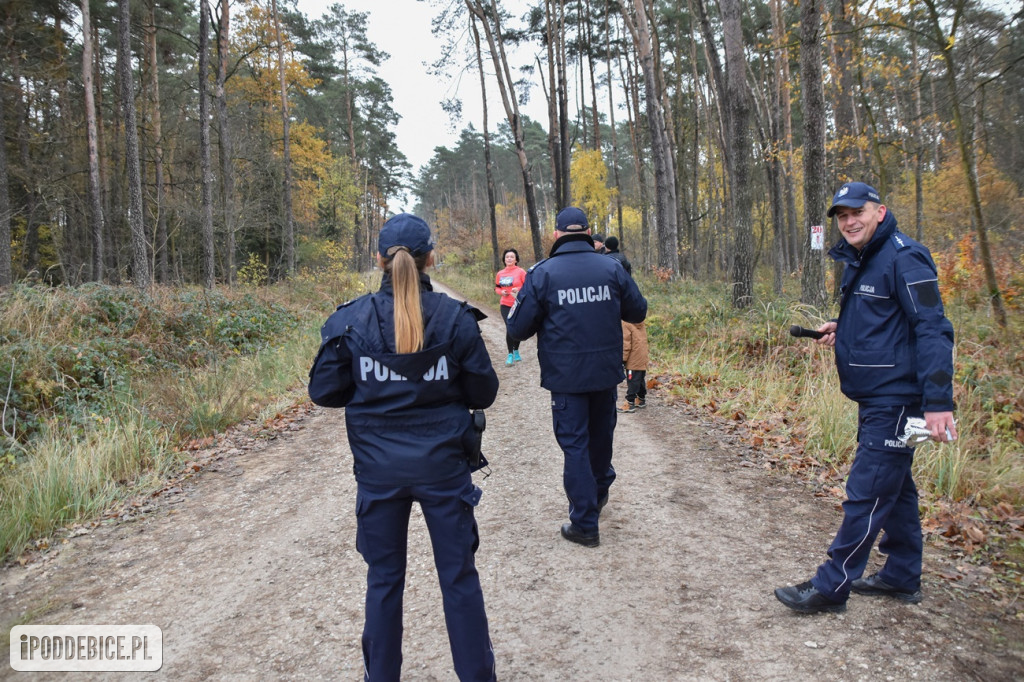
[308,273,498,486]
[829,211,955,412]
[506,234,647,393]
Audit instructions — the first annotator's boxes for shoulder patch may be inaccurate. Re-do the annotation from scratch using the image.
[527,258,548,273]
[891,232,911,250]
[462,301,488,322]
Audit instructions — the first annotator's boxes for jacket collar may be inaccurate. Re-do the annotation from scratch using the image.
[379,270,434,294]
[550,233,596,257]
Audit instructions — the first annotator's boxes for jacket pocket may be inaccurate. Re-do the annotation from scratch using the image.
[847,347,896,368]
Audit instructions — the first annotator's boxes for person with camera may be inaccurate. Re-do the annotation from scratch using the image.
[308,213,498,680]
[774,182,956,614]
[506,207,647,548]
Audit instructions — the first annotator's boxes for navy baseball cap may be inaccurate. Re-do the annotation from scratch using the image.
[378,213,433,257]
[555,206,589,232]
[827,182,882,217]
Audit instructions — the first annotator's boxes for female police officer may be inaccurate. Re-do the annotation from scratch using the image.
[308,213,499,681]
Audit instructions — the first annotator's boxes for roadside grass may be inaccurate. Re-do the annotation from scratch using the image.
[0,279,355,561]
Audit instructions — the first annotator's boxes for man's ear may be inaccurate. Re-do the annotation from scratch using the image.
[426,252,435,267]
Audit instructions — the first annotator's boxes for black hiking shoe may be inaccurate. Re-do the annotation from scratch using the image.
[774,581,847,614]
[560,523,599,548]
[851,573,922,604]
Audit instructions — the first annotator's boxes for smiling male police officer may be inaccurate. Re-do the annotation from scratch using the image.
[506,206,647,547]
[774,182,956,613]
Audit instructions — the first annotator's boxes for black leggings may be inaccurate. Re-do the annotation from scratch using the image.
[500,305,520,353]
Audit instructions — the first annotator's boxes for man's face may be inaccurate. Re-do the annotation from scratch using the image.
[593,241,604,251]
[834,202,886,251]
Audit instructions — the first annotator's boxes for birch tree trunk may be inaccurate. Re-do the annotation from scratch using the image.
[118,0,150,289]
[271,0,295,277]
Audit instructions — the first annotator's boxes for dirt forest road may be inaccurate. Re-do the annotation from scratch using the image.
[2,282,1022,681]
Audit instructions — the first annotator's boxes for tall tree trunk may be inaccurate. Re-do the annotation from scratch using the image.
[11,49,39,275]
[471,17,500,272]
[339,23,364,272]
[620,38,651,270]
[621,0,679,276]
[82,0,105,282]
[557,0,571,207]
[910,26,925,242]
[215,0,236,284]
[271,0,294,277]
[148,3,168,283]
[605,3,623,240]
[465,0,544,262]
[771,0,798,273]
[923,0,1006,327]
[0,78,11,287]
[583,0,601,152]
[94,22,118,282]
[118,0,150,289]
[799,0,827,309]
[199,0,215,288]
[721,0,754,308]
[543,0,563,211]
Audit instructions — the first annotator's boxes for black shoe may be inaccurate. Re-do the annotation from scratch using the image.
[560,523,599,547]
[774,581,847,614]
[851,573,922,604]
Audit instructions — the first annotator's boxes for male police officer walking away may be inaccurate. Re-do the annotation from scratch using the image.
[774,182,957,614]
[308,213,499,680]
[506,207,647,547]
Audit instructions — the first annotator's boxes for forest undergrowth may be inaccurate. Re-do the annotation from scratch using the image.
[0,270,365,561]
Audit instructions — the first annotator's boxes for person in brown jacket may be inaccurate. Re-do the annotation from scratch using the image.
[618,319,649,412]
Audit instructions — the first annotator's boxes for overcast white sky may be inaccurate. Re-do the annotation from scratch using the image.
[293,0,550,183]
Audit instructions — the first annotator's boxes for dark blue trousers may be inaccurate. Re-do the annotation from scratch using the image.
[550,388,618,534]
[355,472,495,682]
[812,404,923,602]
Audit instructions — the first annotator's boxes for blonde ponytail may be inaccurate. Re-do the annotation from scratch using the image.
[383,246,427,353]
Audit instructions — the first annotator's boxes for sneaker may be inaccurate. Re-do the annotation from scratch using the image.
[505,354,514,366]
[635,397,647,409]
[616,400,636,413]
[851,573,922,604]
[774,580,847,614]
[512,349,522,363]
